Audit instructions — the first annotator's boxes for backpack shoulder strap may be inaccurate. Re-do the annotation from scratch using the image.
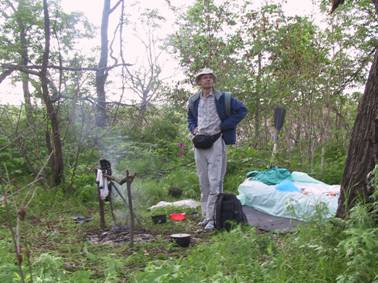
[214,193,225,229]
[232,194,247,224]
[188,93,200,116]
[223,92,231,116]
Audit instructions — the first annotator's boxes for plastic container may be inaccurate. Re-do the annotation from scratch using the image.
[170,233,191,247]
[151,214,167,224]
[169,213,186,221]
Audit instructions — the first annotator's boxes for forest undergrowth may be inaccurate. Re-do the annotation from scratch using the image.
[1,141,377,282]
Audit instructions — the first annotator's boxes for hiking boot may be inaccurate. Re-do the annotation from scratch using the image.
[198,219,210,227]
[204,221,215,231]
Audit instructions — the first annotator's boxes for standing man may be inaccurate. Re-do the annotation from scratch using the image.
[187,68,247,230]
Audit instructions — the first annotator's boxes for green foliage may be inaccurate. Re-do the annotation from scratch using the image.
[371,165,378,199]
[335,205,378,283]
[25,253,93,282]
[134,179,169,208]
[0,233,19,283]
[170,0,240,88]
[69,169,99,203]
[32,253,66,281]
[1,137,376,283]
[73,183,97,203]
[131,226,267,283]
[159,167,198,199]
[314,142,346,184]
[225,145,271,193]
[109,107,192,177]
[133,202,378,283]
[134,166,198,208]
[0,137,29,178]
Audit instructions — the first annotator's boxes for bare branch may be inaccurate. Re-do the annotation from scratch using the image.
[0,63,132,73]
[106,100,136,107]
[109,21,120,66]
[0,64,39,77]
[50,94,96,104]
[330,0,345,14]
[0,69,14,84]
[109,0,122,14]
[23,151,53,207]
[4,0,16,14]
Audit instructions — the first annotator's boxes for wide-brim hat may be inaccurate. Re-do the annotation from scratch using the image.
[195,68,216,84]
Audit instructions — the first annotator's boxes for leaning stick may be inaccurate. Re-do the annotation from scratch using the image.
[125,170,136,247]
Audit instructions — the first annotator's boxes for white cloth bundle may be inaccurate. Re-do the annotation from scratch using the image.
[96,169,109,200]
[149,199,201,210]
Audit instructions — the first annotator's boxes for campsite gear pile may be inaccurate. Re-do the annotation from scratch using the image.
[94,159,248,247]
[150,212,190,223]
[148,194,247,231]
[238,167,340,221]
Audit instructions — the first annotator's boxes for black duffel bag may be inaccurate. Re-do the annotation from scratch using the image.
[192,133,221,149]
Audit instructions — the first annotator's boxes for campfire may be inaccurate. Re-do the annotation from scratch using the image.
[86,229,154,245]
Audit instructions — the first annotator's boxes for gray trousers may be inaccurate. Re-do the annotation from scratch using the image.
[194,137,227,221]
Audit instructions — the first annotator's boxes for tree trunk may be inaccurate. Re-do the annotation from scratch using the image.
[336,48,378,217]
[373,0,378,17]
[95,0,110,128]
[45,127,55,183]
[41,0,64,185]
[6,0,34,121]
[18,2,33,123]
[254,52,262,147]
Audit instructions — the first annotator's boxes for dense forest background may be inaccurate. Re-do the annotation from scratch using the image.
[0,0,377,282]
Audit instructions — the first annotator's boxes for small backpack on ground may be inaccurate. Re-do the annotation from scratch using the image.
[214,193,248,230]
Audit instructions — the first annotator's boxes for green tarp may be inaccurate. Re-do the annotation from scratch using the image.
[246,167,291,185]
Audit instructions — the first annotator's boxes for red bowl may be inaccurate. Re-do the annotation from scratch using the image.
[169,213,186,221]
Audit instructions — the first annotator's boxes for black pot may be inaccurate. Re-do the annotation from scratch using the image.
[151,214,166,224]
[170,233,191,247]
